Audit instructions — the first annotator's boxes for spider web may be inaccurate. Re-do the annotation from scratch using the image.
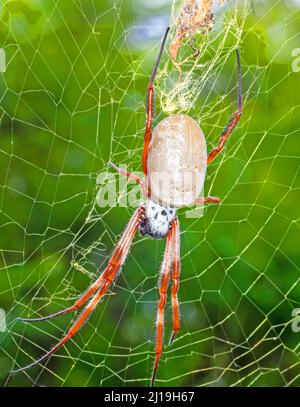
[1,0,300,387]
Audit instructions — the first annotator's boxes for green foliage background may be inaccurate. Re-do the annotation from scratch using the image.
[0,0,300,387]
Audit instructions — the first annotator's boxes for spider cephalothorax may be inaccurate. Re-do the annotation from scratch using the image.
[13,27,242,387]
[140,199,177,239]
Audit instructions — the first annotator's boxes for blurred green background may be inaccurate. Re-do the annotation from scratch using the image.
[0,0,300,387]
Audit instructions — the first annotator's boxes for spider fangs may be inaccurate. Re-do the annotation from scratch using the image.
[12,27,242,387]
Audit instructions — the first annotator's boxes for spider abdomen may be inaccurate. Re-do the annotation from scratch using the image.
[147,114,207,208]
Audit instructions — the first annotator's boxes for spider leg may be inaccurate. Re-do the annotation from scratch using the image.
[169,218,180,346]
[109,161,148,197]
[12,206,145,374]
[194,196,220,205]
[16,276,106,323]
[207,49,242,165]
[150,220,175,387]
[142,27,170,176]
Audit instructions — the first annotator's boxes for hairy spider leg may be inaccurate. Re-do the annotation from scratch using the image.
[169,217,180,346]
[12,206,145,374]
[142,27,170,176]
[151,219,175,387]
[207,49,243,165]
[17,205,144,324]
[16,277,107,323]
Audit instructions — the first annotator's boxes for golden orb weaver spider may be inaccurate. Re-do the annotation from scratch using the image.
[12,27,242,386]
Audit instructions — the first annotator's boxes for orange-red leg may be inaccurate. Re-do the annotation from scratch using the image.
[12,206,145,374]
[194,196,220,205]
[151,219,175,387]
[169,218,180,346]
[109,161,148,197]
[207,50,242,165]
[142,27,170,176]
[17,275,106,323]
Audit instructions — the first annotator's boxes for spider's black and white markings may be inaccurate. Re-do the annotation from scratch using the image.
[140,199,177,239]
